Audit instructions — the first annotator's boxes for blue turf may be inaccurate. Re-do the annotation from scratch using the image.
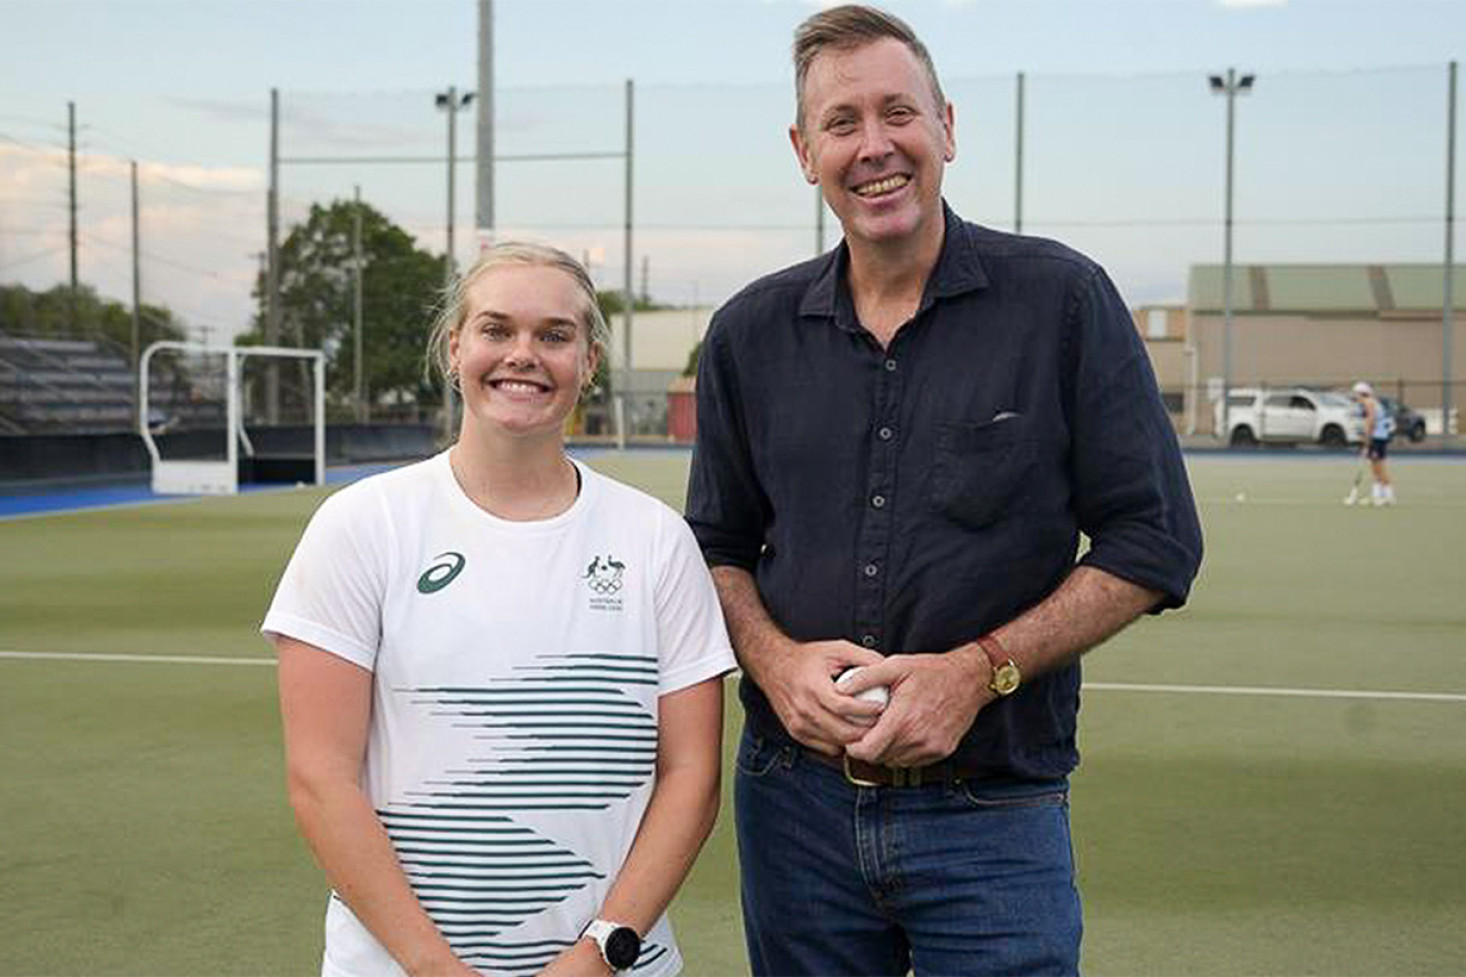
[0,464,399,520]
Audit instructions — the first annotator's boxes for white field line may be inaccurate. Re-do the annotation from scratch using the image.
[1087,681,1466,703]
[1201,496,1466,508]
[2,650,1462,703]
[0,650,273,666]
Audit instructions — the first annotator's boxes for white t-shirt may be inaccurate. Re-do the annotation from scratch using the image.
[262,452,735,977]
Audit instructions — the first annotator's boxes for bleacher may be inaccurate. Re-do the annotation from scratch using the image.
[0,332,222,434]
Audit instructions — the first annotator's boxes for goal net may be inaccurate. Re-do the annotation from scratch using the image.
[139,341,325,495]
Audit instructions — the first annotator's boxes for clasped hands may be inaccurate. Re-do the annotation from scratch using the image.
[757,638,993,768]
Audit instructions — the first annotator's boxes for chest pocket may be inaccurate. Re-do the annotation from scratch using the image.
[930,417,1038,528]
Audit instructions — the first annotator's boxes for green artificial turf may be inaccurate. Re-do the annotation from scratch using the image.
[2,454,1463,975]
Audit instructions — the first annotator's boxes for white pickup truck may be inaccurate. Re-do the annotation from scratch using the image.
[1214,387,1365,448]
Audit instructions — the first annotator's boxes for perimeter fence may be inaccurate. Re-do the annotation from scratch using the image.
[1,63,1460,442]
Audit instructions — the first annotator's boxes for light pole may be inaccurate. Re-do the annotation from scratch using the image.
[1210,68,1254,441]
[435,86,475,442]
[435,87,476,286]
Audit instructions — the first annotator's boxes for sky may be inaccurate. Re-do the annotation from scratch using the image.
[2,0,1463,342]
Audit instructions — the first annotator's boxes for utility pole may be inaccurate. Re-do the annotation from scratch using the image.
[477,0,495,251]
[266,88,281,424]
[1444,60,1457,439]
[68,101,78,333]
[353,185,366,424]
[640,255,649,304]
[815,186,825,255]
[620,79,635,447]
[131,159,142,419]
[1014,72,1025,234]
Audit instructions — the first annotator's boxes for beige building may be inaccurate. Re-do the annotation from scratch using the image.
[1138,264,1465,436]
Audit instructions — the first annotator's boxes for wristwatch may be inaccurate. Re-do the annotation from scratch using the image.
[582,918,641,971]
[977,633,1021,697]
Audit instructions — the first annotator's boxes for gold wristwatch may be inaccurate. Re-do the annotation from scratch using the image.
[977,633,1021,696]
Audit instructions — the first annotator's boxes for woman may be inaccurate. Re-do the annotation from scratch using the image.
[1347,380,1396,506]
[264,243,735,977]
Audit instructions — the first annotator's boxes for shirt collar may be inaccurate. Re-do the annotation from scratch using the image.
[798,201,991,332]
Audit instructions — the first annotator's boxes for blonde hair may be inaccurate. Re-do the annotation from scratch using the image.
[425,241,609,389]
[792,4,946,134]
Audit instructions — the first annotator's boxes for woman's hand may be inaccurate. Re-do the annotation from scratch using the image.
[537,938,612,976]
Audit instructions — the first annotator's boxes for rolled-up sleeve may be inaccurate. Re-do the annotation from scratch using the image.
[1067,267,1203,610]
[686,316,770,571]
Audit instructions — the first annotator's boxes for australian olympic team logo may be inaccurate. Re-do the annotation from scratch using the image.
[417,552,466,594]
[582,554,626,595]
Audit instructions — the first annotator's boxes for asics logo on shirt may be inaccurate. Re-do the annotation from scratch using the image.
[417,552,466,594]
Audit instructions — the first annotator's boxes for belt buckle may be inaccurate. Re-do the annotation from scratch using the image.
[842,754,882,788]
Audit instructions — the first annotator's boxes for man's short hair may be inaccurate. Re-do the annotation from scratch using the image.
[792,4,946,133]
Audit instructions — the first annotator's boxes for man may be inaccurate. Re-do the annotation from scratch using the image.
[1345,380,1396,506]
[687,5,1202,976]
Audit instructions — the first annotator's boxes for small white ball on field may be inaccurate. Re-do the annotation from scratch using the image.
[1235,491,1247,503]
[295,481,307,489]
[836,666,890,708]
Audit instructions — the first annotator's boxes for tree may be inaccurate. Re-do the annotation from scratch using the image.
[241,199,444,414]
[0,282,187,353]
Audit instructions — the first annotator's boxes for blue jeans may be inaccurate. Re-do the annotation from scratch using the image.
[735,729,1082,977]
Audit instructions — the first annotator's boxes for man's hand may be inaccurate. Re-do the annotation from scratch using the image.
[755,638,886,755]
[840,644,991,767]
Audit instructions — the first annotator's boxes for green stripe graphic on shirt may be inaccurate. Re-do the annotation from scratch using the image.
[402,654,659,813]
[376,809,603,937]
[381,653,663,951]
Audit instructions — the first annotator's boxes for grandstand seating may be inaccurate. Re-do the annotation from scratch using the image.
[0,332,222,434]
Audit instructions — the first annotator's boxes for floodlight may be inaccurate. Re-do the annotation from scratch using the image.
[1239,74,1256,91]
[1209,75,1225,93]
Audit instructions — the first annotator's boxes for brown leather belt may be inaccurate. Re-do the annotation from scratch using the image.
[805,748,978,787]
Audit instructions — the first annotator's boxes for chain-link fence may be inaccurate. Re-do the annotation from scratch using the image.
[2,64,1460,440]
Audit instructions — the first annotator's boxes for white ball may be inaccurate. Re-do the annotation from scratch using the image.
[836,666,889,707]
[1235,491,1247,502]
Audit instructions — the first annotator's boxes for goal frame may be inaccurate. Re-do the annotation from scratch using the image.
[138,341,325,496]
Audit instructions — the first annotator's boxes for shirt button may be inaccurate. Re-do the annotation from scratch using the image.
[884,359,898,372]
[878,426,893,441]
[861,634,878,648]
[863,563,879,577]
[871,494,886,508]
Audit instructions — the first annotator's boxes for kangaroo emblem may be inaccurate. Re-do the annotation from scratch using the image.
[583,554,625,595]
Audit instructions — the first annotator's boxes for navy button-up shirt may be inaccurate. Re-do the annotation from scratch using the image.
[687,205,1203,780]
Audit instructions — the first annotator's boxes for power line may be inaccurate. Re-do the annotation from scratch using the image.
[80,233,247,283]
[0,245,68,272]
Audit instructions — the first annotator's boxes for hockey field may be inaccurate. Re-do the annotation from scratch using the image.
[2,451,1464,975]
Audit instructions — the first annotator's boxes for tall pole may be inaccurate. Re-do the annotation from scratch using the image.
[68,100,78,332]
[477,0,495,249]
[131,159,141,419]
[1445,60,1458,438]
[353,184,365,424]
[266,88,281,424]
[815,186,825,255]
[620,78,635,447]
[446,84,458,287]
[1218,68,1241,438]
[437,87,471,444]
[1014,71,1025,234]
